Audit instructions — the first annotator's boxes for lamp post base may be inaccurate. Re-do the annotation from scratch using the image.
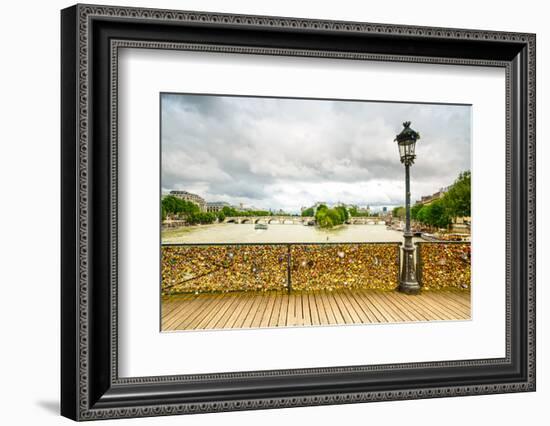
[399,281,421,295]
[399,232,421,295]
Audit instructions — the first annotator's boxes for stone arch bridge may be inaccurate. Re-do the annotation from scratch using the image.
[224,216,313,225]
[223,216,388,225]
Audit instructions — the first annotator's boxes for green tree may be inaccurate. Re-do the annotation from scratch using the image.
[315,209,333,228]
[328,208,344,224]
[415,201,451,229]
[428,199,452,228]
[442,171,471,221]
[392,206,405,219]
[221,206,236,217]
[161,196,177,215]
[416,205,429,224]
[411,203,423,220]
[301,207,314,217]
[161,196,200,218]
[334,205,349,222]
[187,212,217,225]
[249,210,270,216]
[315,206,346,228]
[219,206,270,217]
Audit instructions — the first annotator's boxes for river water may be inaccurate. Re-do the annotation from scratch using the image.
[162,223,412,244]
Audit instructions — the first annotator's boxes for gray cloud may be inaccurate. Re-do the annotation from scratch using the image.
[161,94,471,212]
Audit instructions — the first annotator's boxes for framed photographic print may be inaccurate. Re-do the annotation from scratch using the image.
[61,4,536,421]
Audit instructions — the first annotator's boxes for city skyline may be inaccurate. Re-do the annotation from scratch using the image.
[161,94,471,214]
[162,187,430,214]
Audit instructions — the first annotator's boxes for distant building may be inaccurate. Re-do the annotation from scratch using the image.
[235,203,246,212]
[169,190,206,211]
[206,201,230,213]
[234,202,255,212]
[415,186,450,206]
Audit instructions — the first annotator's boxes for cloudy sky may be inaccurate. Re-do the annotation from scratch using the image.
[161,94,471,213]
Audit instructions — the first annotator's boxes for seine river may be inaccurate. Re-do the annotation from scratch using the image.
[162,223,411,244]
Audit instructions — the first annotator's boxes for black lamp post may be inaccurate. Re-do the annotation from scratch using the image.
[394,121,421,295]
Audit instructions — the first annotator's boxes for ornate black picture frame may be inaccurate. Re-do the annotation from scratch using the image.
[61,4,536,421]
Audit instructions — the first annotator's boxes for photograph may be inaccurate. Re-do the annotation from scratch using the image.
[160,93,472,331]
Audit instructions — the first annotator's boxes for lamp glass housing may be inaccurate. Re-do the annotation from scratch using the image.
[398,138,416,163]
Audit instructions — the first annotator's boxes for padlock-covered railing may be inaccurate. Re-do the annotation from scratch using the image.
[161,243,401,295]
[415,242,471,290]
[161,242,471,295]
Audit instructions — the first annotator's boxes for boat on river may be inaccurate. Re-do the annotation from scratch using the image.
[254,223,268,230]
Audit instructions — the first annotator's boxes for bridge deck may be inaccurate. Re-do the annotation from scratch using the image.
[161,289,470,331]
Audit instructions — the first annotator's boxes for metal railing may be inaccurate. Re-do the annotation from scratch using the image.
[161,242,401,295]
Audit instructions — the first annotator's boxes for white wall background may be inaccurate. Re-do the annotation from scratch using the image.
[0,0,546,424]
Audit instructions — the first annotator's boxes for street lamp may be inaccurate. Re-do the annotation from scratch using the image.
[394,121,421,294]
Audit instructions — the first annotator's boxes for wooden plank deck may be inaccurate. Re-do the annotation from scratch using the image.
[161,289,471,331]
